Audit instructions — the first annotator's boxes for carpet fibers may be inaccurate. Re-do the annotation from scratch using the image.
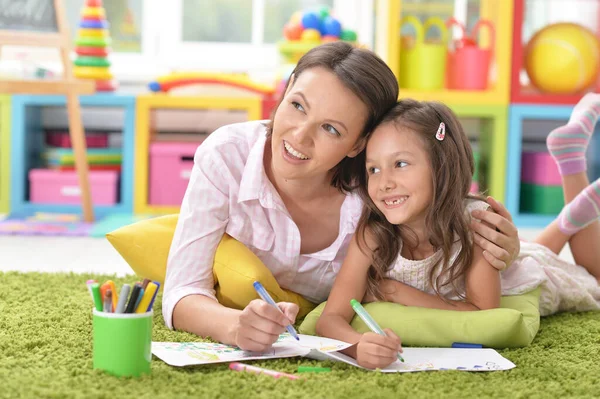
[1,272,600,399]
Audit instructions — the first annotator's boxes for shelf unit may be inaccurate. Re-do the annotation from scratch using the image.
[451,104,508,201]
[9,93,136,217]
[134,94,262,215]
[0,95,10,214]
[506,104,600,227]
[510,0,600,105]
[385,0,514,105]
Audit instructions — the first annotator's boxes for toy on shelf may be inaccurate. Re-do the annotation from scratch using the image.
[73,0,118,92]
[148,72,274,96]
[399,16,448,90]
[511,0,599,105]
[524,23,599,95]
[148,72,278,120]
[278,6,358,64]
[446,18,495,91]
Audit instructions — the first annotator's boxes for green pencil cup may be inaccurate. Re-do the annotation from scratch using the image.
[92,309,153,377]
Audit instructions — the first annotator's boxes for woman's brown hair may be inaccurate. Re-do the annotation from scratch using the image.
[266,42,399,193]
[356,99,482,300]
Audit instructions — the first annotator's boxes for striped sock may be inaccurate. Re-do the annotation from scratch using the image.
[546,93,600,176]
[557,178,600,235]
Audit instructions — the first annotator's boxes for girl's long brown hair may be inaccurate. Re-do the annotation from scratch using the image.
[356,99,483,300]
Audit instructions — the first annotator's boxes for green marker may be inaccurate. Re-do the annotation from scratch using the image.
[90,283,103,311]
[350,299,404,362]
[297,366,331,373]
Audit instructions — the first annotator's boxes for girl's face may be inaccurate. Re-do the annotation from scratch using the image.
[366,123,433,228]
[270,67,368,182]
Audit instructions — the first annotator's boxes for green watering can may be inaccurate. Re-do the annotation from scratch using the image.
[399,16,448,90]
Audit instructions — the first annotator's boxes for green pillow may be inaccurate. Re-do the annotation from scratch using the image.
[299,288,541,348]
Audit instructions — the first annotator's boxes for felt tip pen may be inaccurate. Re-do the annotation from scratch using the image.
[90,283,103,311]
[146,281,160,312]
[136,282,158,314]
[253,281,299,341]
[124,283,142,313]
[106,280,118,312]
[350,299,404,362]
[229,362,299,380]
[86,279,96,300]
[103,289,113,313]
[115,284,131,313]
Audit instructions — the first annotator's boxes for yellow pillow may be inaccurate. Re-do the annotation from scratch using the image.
[106,214,177,285]
[105,215,316,318]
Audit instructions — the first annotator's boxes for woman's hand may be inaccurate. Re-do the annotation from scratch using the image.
[233,300,299,352]
[471,196,520,271]
[355,329,403,369]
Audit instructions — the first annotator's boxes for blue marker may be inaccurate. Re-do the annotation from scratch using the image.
[452,342,483,349]
[253,281,300,341]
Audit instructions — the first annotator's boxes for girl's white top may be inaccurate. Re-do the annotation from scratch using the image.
[385,199,600,316]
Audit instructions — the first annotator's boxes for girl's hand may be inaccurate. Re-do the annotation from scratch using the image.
[471,196,520,271]
[233,300,299,352]
[355,329,403,369]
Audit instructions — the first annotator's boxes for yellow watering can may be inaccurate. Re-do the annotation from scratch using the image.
[399,16,448,90]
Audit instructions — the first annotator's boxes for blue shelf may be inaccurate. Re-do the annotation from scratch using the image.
[507,104,600,228]
[10,93,136,218]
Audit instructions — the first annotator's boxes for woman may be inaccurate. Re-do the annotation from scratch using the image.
[163,42,520,352]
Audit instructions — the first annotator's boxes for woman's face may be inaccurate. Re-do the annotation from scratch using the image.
[270,67,369,183]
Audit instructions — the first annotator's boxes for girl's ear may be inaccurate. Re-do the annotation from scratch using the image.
[283,73,296,97]
[348,136,367,158]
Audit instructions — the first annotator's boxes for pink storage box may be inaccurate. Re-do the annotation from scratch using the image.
[521,152,561,186]
[149,142,201,206]
[45,130,109,148]
[29,169,119,205]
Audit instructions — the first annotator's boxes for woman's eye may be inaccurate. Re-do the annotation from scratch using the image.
[292,101,305,112]
[323,123,340,136]
[396,161,408,168]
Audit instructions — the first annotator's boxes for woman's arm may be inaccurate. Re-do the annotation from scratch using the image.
[375,245,501,311]
[471,196,520,270]
[164,140,296,351]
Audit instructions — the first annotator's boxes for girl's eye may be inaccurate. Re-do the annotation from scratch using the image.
[395,161,408,168]
[292,101,305,112]
[367,166,380,175]
[323,123,340,136]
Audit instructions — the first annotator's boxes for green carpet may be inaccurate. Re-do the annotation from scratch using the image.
[1,272,600,399]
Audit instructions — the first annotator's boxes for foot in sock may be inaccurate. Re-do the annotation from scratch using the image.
[558,178,600,235]
[546,93,600,176]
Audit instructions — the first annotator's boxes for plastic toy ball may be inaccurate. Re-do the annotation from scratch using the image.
[316,5,330,19]
[322,35,339,43]
[301,11,321,31]
[525,22,600,94]
[322,16,341,37]
[340,29,357,42]
[301,28,321,42]
[283,22,303,41]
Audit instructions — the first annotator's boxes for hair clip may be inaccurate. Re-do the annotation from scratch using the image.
[435,122,446,141]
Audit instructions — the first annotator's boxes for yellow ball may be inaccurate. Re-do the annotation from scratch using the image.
[301,29,321,42]
[525,23,600,94]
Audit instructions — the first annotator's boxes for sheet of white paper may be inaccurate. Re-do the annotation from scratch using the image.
[152,333,352,367]
[323,348,516,372]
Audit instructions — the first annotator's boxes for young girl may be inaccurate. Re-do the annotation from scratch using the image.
[316,95,600,370]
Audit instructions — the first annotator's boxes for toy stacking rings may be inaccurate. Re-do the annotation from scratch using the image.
[74,56,111,68]
[73,66,113,80]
